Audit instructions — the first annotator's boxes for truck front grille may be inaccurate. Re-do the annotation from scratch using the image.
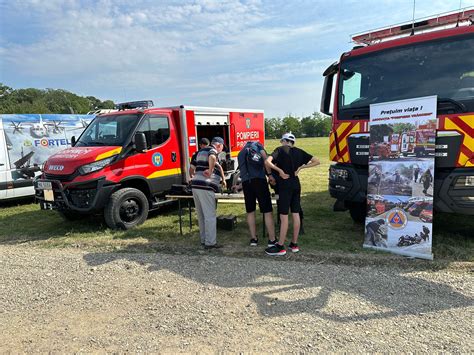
[348,134,369,166]
[44,172,75,182]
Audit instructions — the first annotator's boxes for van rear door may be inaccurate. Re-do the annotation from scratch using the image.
[0,125,9,199]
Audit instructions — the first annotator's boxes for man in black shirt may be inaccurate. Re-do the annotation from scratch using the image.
[264,133,320,256]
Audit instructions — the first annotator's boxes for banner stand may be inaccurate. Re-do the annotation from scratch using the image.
[364,96,437,260]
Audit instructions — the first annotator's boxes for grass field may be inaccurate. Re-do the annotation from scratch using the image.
[0,137,472,261]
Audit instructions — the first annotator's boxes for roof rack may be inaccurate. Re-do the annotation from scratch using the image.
[116,100,154,111]
[352,7,474,45]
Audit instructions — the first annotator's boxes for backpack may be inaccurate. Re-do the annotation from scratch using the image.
[245,141,263,166]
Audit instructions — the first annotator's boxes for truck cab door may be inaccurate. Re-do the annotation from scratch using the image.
[134,114,182,195]
[401,133,408,152]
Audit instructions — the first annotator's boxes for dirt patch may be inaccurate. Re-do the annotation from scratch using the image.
[1,245,473,352]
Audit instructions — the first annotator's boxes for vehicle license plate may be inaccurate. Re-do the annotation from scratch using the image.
[37,181,52,190]
[44,189,55,202]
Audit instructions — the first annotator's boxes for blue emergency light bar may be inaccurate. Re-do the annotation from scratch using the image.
[116,100,154,110]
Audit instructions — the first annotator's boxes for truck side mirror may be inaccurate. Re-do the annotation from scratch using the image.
[134,132,147,152]
[71,136,76,146]
[321,74,334,116]
[320,61,338,117]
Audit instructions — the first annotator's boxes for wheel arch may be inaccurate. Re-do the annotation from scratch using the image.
[119,176,152,204]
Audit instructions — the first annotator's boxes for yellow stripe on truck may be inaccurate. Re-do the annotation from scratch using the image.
[147,168,182,179]
[95,147,123,161]
[230,151,239,157]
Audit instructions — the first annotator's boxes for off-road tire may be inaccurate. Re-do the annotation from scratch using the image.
[349,202,367,224]
[104,188,149,230]
[59,210,84,221]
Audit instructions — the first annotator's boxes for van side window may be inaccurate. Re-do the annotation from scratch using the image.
[137,115,170,149]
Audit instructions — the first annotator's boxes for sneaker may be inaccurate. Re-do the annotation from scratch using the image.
[267,239,278,247]
[265,244,286,256]
[204,244,223,250]
[250,238,258,246]
[289,242,300,253]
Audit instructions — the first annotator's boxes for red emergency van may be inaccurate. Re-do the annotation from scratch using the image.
[34,103,265,229]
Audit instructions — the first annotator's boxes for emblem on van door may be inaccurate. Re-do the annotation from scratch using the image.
[246,118,251,129]
[152,152,164,167]
[48,165,64,171]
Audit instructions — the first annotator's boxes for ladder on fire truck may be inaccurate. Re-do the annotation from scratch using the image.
[352,7,474,45]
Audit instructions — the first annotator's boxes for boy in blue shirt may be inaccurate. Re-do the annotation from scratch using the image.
[237,141,277,247]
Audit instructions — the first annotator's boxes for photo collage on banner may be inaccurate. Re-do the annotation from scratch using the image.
[364,96,437,260]
[1,114,94,182]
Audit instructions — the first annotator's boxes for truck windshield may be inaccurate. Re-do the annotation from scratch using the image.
[338,32,474,119]
[76,114,140,147]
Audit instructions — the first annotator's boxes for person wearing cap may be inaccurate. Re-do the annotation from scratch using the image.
[191,137,226,249]
[264,132,320,256]
[237,140,277,247]
[189,138,210,179]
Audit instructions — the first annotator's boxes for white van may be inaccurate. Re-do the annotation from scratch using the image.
[0,114,94,200]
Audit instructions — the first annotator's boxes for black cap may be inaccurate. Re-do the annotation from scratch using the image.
[199,137,210,146]
[211,137,224,144]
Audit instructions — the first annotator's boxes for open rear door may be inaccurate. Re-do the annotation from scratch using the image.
[0,125,9,199]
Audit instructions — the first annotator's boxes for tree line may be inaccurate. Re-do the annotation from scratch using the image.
[0,83,331,138]
[0,83,115,114]
[265,112,331,139]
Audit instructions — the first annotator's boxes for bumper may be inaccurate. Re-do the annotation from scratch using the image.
[435,168,474,215]
[34,177,116,212]
[328,163,368,207]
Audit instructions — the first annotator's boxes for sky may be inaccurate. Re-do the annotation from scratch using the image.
[1,0,473,117]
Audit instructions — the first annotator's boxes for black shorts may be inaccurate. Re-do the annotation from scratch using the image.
[242,178,273,214]
[277,179,301,215]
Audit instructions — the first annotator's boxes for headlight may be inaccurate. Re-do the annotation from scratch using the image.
[329,166,350,181]
[466,176,474,187]
[78,156,116,175]
[454,176,474,188]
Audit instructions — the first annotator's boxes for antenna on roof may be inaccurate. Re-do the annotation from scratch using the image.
[457,0,462,27]
[411,0,416,35]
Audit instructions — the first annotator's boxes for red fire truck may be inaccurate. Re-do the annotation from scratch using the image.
[400,126,436,157]
[321,9,474,222]
[371,126,436,159]
[34,102,264,229]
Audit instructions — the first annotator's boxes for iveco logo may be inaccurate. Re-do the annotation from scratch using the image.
[48,165,64,171]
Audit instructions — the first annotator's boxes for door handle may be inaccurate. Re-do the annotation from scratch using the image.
[171,152,177,162]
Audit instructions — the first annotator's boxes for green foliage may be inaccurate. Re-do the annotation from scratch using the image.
[393,123,416,134]
[264,117,284,139]
[281,115,301,137]
[370,125,393,143]
[0,83,115,114]
[265,112,331,139]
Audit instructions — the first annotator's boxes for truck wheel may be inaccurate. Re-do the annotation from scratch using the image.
[104,188,149,230]
[349,202,367,224]
[59,211,83,221]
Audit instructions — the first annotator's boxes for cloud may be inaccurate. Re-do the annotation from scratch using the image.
[1,0,474,117]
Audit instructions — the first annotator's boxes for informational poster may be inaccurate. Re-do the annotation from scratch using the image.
[364,96,437,260]
[1,114,93,181]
